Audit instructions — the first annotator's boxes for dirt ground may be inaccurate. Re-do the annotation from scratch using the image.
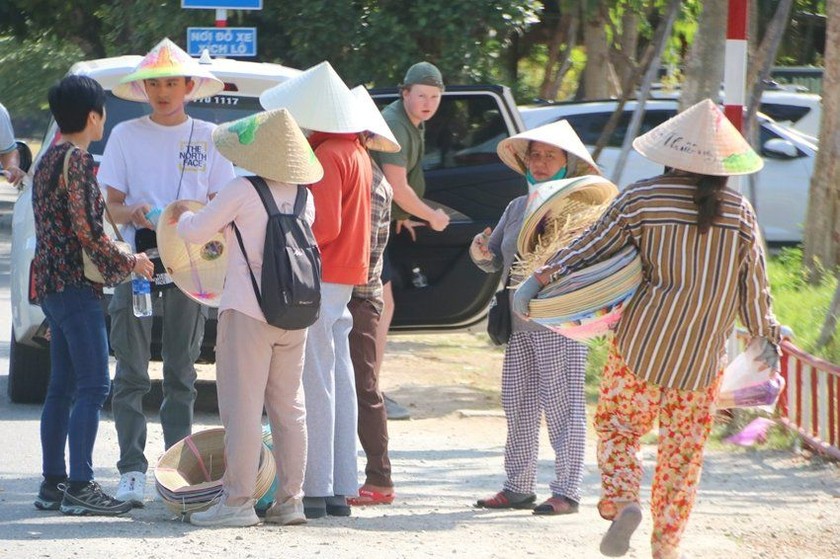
[1,333,838,559]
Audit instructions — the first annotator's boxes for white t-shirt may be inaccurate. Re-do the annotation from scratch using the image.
[97,115,236,248]
[0,103,16,154]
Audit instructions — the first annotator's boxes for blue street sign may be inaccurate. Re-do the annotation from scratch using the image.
[182,0,262,9]
[187,27,257,57]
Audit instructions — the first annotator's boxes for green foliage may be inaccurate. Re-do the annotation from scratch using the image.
[0,35,82,137]
[766,247,840,363]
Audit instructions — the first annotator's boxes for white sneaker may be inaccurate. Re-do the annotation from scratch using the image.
[265,498,306,526]
[190,495,260,527]
[115,471,146,508]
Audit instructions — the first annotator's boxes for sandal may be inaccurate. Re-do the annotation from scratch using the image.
[474,490,536,510]
[600,503,642,557]
[533,495,579,515]
[347,488,395,506]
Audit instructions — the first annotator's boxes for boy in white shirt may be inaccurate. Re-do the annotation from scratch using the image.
[97,38,235,506]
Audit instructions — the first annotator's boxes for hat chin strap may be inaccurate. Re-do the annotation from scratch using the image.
[526,166,567,194]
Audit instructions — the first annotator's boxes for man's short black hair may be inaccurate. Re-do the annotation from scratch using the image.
[48,75,106,134]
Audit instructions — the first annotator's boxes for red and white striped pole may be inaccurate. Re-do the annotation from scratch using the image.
[724,0,748,191]
[215,8,227,28]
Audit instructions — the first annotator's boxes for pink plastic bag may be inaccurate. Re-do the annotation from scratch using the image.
[718,338,785,410]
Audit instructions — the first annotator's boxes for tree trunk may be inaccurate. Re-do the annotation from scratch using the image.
[545,12,580,100]
[538,11,569,99]
[610,0,681,184]
[679,0,726,111]
[803,0,840,282]
[582,7,611,100]
[616,11,639,90]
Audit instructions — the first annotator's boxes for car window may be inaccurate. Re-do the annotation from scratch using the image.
[87,92,262,157]
[760,102,810,124]
[423,95,508,170]
[564,109,675,147]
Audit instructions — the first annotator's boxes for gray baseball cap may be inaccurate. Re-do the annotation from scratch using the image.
[402,61,445,90]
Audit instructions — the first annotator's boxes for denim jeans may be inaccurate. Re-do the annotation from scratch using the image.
[40,285,111,483]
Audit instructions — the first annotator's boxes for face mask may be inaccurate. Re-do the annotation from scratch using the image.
[526,166,567,194]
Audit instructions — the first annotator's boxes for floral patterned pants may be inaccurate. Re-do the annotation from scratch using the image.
[594,345,722,559]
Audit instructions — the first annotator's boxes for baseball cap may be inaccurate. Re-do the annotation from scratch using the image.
[402,62,445,90]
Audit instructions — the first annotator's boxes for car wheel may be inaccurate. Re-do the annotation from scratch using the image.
[8,327,51,403]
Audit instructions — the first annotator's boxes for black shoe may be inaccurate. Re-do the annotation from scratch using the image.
[325,495,351,517]
[60,481,132,516]
[303,496,327,519]
[34,479,66,511]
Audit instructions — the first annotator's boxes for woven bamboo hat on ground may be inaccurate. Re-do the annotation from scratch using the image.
[497,120,600,177]
[154,428,276,517]
[632,98,764,176]
[259,61,400,152]
[113,38,224,102]
[516,175,619,257]
[350,85,401,153]
[212,108,324,184]
[157,200,227,308]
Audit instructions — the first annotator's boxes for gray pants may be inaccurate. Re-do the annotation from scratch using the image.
[109,283,207,474]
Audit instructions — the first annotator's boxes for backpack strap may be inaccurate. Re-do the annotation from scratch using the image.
[246,175,281,216]
[232,222,263,310]
[292,185,308,218]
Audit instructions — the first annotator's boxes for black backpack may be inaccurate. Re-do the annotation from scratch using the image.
[232,176,321,330]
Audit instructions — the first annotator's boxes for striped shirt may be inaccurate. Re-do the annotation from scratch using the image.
[537,174,781,390]
[352,162,393,313]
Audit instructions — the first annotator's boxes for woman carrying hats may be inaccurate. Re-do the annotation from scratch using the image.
[470,120,602,515]
[513,99,781,558]
[170,108,324,527]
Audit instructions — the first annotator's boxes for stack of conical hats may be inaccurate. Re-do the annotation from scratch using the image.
[528,246,642,341]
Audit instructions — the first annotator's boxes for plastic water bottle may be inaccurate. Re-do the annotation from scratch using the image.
[132,273,152,318]
[411,266,428,288]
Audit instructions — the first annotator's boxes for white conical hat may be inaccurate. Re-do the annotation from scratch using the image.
[212,108,324,184]
[350,85,401,153]
[113,38,224,102]
[497,120,600,176]
[632,98,763,176]
[157,200,227,308]
[259,61,378,136]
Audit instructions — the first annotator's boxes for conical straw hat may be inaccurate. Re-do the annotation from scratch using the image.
[259,61,378,136]
[212,108,324,184]
[350,85,401,153]
[157,200,227,308]
[113,38,224,102]
[154,428,276,517]
[632,98,763,176]
[497,120,600,176]
[517,175,619,255]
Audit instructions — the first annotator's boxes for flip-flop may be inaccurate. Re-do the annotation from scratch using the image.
[600,503,642,557]
[347,488,395,506]
[532,495,579,515]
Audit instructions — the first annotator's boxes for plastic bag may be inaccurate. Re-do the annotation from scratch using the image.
[718,337,785,410]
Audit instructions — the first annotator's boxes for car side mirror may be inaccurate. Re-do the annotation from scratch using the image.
[762,138,800,160]
[16,140,33,172]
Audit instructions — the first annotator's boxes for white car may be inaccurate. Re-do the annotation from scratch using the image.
[518,99,816,245]
[9,54,300,403]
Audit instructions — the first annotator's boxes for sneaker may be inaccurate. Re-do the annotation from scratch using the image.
[384,394,411,420]
[115,471,146,508]
[265,498,306,526]
[60,481,132,516]
[34,479,66,511]
[190,495,260,527]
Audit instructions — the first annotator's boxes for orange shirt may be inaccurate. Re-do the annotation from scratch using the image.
[308,132,372,285]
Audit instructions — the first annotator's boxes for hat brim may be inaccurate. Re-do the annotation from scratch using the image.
[517,175,619,255]
[158,200,228,308]
[112,69,224,102]
[498,120,600,176]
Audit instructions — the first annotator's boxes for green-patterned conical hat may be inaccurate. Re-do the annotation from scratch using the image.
[632,99,763,176]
